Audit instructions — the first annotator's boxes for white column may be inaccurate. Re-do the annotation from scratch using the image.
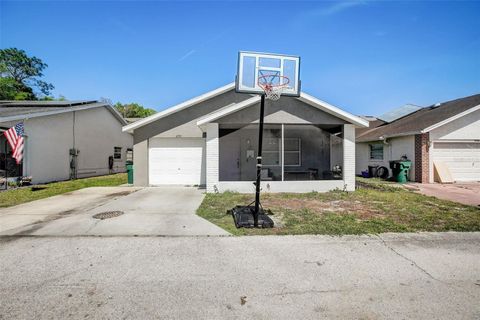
[206,123,219,193]
[343,124,356,191]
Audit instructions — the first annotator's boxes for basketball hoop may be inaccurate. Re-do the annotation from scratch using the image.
[258,74,290,101]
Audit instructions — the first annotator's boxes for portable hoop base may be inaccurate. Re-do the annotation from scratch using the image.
[230,206,274,228]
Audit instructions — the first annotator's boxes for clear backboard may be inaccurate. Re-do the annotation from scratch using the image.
[235,51,301,98]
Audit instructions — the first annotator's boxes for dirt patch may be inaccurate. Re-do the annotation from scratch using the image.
[262,197,386,220]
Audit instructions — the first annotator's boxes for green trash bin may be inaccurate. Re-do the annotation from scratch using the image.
[389,160,411,183]
[126,161,133,184]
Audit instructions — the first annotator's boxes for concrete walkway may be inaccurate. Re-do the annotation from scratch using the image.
[0,187,229,236]
[0,232,479,319]
[406,182,480,207]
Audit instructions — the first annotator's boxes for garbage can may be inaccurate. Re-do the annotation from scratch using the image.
[389,160,411,183]
[368,165,378,179]
[126,161,133,184]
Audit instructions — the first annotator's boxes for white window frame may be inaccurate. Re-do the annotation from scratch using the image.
[263,138,281,167]
[114,146,122,160]
[284,138,301,167]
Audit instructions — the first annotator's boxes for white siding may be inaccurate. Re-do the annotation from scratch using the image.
[3,107,132,184]
[74,107,132,178]
[206,123,219,192]
[356,135,415,181]
[343,124,355,191]
[23,113,73,183]
[430,109,480,141]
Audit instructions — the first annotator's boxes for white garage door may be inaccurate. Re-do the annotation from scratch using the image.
[148,138,205,185]
[432,142,480,182]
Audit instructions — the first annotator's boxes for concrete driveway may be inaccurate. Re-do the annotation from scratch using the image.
[406,182,480,207]
[0,187,228,236]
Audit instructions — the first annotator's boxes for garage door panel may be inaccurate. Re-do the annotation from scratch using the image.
[433,142,480,182]
[148,138,205,185]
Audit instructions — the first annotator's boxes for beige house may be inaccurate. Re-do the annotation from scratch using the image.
[356,94,480,183]
[0,100,133,184]
[123,83,368,193]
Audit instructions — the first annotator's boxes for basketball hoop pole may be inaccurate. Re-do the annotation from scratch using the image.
[253,93,266,227]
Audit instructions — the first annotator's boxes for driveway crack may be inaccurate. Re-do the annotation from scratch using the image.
[376,235,441,282]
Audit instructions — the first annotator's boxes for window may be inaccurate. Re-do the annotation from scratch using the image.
[369,144,383,160]
[114,147,122,160]
[263,138,281,166]
[284,138,301,166]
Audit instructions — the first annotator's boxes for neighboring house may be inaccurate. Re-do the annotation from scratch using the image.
[0,100,133,184]
[356,94,480,183]
[123,83,369,193]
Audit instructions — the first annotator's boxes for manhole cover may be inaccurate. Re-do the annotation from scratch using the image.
[92,211,124,220]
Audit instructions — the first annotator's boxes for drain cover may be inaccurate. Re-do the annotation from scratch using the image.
[92,211,124,220]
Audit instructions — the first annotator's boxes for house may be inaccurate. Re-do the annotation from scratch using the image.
[0,100,133,184]
[122,83,369,193]
[356,94,480,183]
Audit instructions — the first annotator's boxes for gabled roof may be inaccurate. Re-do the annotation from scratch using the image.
[124,83,368,132]
[0,100,127,125]
[357,93,480,142]
[123,83,236,132]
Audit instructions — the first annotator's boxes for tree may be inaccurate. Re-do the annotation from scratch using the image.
[0,48,54,99]
[114,102,156,118]
[0,77,35,100]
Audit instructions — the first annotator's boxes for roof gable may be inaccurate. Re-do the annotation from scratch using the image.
[125,83,368,134]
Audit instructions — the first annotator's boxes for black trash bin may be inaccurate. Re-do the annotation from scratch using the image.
[368,165,378,178]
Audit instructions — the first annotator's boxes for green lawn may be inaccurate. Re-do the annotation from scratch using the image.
[0,173,127,208]
[197,178,480,235]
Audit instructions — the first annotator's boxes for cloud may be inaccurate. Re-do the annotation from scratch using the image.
[178,50,197,62]
[289,1,366,29]
[177,29,230,63]
[316,1,365,16]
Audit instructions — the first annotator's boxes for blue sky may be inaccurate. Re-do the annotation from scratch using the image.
[1,1,479,116]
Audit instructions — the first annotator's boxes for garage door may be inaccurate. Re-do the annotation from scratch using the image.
[432,142,480,182]
[148,138,205,185]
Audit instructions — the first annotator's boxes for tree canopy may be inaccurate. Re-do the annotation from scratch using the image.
[0,48,54,100]
[114,102,156,118]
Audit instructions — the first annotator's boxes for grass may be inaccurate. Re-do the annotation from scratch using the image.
[197,178,480,236]
[0,173,127,208]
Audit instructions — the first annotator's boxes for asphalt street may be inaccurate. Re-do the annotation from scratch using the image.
[1,232,479,319]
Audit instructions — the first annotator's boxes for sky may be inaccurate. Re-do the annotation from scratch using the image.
[1,0,480,116]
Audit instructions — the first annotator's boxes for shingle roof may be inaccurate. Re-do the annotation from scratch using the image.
[355,117,386,137]
[0,100,99,117]
[357,93,480,142]
[0,100,127,125]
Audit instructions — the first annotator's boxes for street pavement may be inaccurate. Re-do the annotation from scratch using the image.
[1,232,479,319]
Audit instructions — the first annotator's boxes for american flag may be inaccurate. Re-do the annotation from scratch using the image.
[4,122,24,164]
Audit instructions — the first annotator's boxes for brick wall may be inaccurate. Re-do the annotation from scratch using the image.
[414,133,430,183]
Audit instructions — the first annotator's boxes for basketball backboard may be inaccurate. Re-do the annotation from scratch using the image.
[235,51,301,97]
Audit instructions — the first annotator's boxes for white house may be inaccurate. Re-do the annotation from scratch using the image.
[0,100,133,184]
[356,94,480,183]
[123,83,369,193]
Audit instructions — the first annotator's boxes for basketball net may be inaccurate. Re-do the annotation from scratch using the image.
[258,75,290,101]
